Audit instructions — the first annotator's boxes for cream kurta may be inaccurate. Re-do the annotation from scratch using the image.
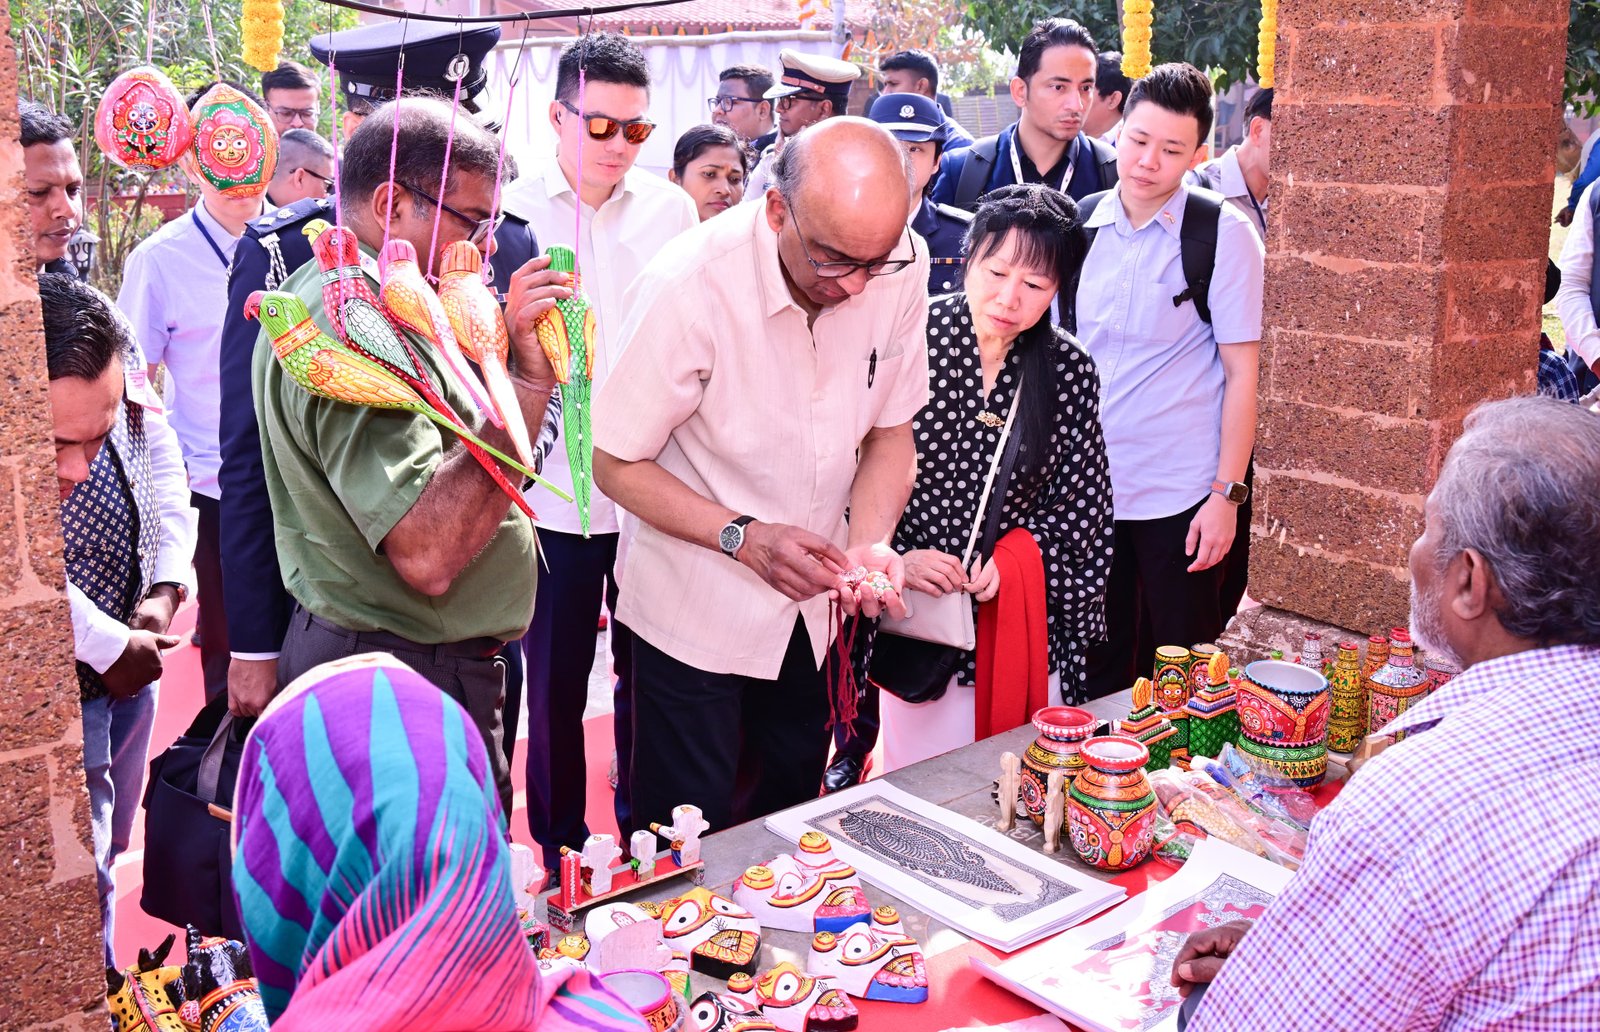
[594,202,930,678]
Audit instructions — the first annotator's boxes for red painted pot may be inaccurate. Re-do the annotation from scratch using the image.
[1067,736,1156,871]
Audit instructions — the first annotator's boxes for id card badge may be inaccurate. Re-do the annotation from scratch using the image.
[125,366,164,414]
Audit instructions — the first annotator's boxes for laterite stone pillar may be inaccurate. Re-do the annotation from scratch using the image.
[1241,0,1570,642]
[0,13,109,1031]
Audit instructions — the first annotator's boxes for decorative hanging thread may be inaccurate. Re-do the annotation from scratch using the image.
[1258,0,1279,88]
[379,22,409,277]
[484,28,534,283]
[242,0,286,73]
[1121,0,1154,80]
[200,6,224,81]
[424,70,464,282]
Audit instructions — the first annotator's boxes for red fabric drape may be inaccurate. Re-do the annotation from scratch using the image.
[974,528,1049,739]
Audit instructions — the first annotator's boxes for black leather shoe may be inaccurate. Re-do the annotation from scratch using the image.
[821,752,869,794]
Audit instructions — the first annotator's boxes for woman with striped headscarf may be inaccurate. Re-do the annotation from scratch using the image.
[232,653,647,1030]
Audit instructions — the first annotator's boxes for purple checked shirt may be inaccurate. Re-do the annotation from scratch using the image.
[1191,644,1600,1031]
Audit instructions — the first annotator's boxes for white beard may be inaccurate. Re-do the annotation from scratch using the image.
[1409,577,1463,670]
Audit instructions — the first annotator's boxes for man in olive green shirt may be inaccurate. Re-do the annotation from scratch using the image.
[252,99,572,809]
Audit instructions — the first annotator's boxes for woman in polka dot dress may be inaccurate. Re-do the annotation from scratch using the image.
[829,184,1114,781]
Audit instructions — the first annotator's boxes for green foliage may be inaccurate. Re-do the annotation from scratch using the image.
[1569,1,1600,116]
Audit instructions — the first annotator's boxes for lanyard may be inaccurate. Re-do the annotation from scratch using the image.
[1011,134,1076,193]
[1245,188,1268,237]
[190,209,229,270]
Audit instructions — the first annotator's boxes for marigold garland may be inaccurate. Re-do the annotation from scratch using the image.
[1258,0,1278,88]
[242,0,285,74]
[1121,0,1154,80]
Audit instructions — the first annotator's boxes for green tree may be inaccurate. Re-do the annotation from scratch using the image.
[1569,1,1600,116]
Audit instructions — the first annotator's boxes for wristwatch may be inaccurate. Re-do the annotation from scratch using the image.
[719,515,756,559]
[1211,480,1250,505]
[152,581,189,604]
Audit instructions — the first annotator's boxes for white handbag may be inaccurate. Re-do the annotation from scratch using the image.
[878,374,1024,651]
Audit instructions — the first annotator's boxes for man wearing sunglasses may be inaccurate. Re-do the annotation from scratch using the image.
[743,49,861,201]
[263,129,336,209]
[216,22,543,746]
[501,31,699,874]
[593,118,929,837]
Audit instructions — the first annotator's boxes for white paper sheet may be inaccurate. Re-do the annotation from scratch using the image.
[764,781,1125,952]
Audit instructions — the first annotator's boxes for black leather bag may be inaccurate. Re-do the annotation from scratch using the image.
[140,696,248,940]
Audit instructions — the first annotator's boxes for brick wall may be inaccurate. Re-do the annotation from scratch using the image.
[0,14,108,1032]
[1249,0,1568,634]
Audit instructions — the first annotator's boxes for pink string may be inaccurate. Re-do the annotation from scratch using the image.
[327,53,342,229]
[484,29,532,283]
[378,24,409,281]
[572,26,589,286]
[200,7,222,81]
[425,74,465,282]
[145,1,155,64]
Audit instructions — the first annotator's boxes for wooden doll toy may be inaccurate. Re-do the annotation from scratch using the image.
[652,804,711,867]
[179,925,268,1032]
[105,933,186,1032]
[546,806,708,931]
[806,907,928,1004]
[732,832,872,934]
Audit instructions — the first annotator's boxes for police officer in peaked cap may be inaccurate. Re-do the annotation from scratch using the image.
[217,18,539,736]
[868,91,971,297]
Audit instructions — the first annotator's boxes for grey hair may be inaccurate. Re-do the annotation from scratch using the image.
[1431,395,1600,645]
[772,122,916,208]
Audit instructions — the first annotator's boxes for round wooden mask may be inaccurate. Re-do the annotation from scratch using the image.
[94,66,193,174]
[188,83,278,197]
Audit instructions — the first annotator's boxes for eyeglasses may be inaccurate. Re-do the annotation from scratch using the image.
[398,181,505,247]
[776,93,827,111]
[300,168,335,196]
[559,101,656,145]
[707,95,765,114]
[269,106,317,126]
[787,209,916,279]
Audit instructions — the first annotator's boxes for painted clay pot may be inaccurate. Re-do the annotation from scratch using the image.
[95,66,193,173]
[601,970,686,1032]
[1186,643,1220,696]
[1067,736,1157,871]
[1367,635,1429,740]
[1235,735,1328,788]
[1018,705,1097,826]
[1236,659,1331,747]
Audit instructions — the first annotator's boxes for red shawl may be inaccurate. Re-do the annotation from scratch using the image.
[975,528,1050,739]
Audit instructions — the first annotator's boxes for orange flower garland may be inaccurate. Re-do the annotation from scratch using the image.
[1121,0,1154,80]
[1258,0,1278,88]
[242,0,285,74]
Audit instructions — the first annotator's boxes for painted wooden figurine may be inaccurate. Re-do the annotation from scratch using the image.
[95,66,193,173]
[633,829,661,879]
[807,907,928,1004]
[732,962,860,1032]
[377,238,499,427]
[582,834,625,896]
[732,832,872,934]
[244,291,546,495]
[652,804,711,867]
[1043,770,1066,854]
[180,925,269,1032]
[547,805,709,931]
[106,933,186,1032]
[187,82,278,198]
[533,245,598,535]
[997,751,1021,832]
[437,240,537,470]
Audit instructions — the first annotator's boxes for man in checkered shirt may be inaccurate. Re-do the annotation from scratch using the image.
[1173,395,1600,1030]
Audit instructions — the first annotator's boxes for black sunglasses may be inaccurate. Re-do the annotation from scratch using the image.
[559,100,656,145]
[397,181,504,247]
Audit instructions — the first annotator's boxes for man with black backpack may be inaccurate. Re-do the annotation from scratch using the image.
[1074,64,1265,700]
[930,18,1118,212]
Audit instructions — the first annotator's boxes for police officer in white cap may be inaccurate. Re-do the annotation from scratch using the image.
[743,48,861,200]
[868,92,971,297]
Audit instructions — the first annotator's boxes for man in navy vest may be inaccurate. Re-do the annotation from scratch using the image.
[931,19,1118,212]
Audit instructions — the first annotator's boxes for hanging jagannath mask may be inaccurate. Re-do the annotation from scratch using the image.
[188,82,278,197]
[95,66,193,173]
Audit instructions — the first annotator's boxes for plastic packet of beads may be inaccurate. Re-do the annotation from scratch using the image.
[1150,767,1308,868]
[1203,744,1318,828]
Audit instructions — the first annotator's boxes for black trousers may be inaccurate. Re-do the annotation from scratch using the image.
[520,530,634,869]
[630,617,830,835]
[1083,497,1226,700]
[192,493,230,702]
[277,606,514,818]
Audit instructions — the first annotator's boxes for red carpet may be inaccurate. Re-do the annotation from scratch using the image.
[111,600,622,964]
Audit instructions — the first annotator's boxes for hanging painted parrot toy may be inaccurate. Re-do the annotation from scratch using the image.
[377,238,501,429]
[437,240,537,470]
[246,291,570,513]
[533,246,597,536]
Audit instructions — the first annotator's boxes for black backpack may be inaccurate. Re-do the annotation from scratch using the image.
[1064,188,1224,333]
[951,133,1120,212]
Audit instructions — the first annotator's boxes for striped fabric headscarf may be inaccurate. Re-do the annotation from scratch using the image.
[232,654,646,1031]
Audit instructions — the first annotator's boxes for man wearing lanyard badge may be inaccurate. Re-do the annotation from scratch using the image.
[118,80,273,703]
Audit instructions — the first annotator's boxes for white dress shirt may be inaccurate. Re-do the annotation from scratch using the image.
[1076,187,1265,521]
[502,153,699,536]
[1188,146,1269,241]
[117,200,247,499]
[1557,181,1600,369]
[68,398,199,673]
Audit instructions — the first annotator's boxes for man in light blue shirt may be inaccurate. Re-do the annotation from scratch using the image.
[1074,64,1265,700]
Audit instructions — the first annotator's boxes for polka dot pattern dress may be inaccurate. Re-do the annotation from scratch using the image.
[890,293,1114,704]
